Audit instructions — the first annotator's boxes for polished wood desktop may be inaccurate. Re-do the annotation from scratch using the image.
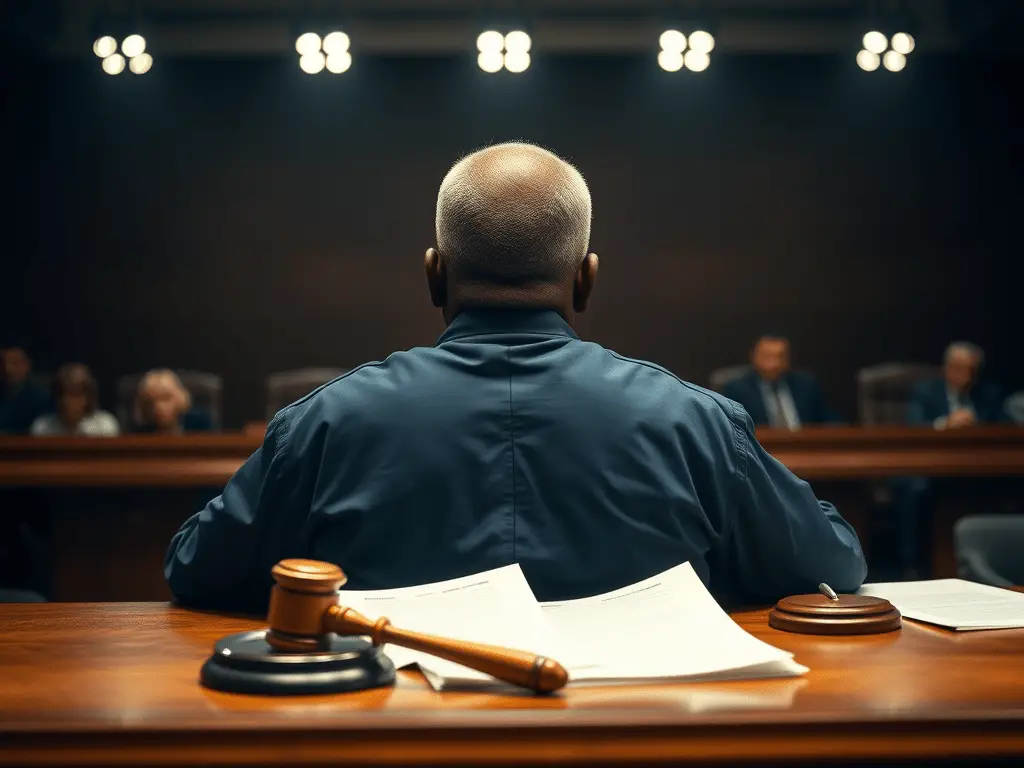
[2,599,1023,767]
[1,427,1021,601]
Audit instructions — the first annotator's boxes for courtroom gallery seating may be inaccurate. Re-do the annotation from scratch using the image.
[856,362,942,425]
[116,370,224,430]
[955,515,1024,587]
[265,367,346,420]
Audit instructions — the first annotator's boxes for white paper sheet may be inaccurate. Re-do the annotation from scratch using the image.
[859,579,1024,630]
[540,562,806,683]
[338,565,571,685]
[338,562,805,690]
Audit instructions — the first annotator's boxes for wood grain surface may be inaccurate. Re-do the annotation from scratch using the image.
[1,600,1023,766]
[1,426,1023,486]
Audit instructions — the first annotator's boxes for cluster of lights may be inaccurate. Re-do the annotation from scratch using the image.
[476,30,532,73]
[93,35,152,75]
[658,29,714,72]
[857,31,915,72]
[295,31,352,74]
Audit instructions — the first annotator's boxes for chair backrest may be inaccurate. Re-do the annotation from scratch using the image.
[117,370,223,430]
[708,364,751,394]
[954,515,1024,586]
[856,363,941,425]
[1005,391,1024,425]
[265,368,346,420]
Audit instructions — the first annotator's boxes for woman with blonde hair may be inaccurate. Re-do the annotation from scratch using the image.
[134,369,212,433]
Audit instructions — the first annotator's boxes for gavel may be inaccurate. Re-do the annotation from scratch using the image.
[264,559,568,693]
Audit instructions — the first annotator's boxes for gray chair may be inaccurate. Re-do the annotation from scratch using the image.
[857,363,941,425]
[955,515,1024,587]
[117,370,223,430]
[708,364,751,394]
[266,368,346,420]
[1005,391,1024,424]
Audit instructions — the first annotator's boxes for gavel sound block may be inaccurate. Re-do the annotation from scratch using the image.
[200,559,569,695]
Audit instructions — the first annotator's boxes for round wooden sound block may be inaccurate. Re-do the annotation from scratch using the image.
[768,594,902,635]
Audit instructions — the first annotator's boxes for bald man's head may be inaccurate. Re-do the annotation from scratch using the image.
[435,143,592,297]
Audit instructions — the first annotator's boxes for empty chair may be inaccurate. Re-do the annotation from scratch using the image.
[266,368,346,420]
[955,515,1024,587]
[857,363,941,425]
[708,364,752,394]
[117,370,223,430]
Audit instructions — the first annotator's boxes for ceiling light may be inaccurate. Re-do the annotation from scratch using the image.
[862,31,888,55]
[129,53,153,74]
[478,50,503,73]
[659,30,687,53]
[504,50,531,73]
[856,49,880,71]
[684,50,710,72]
[477,30,504,53]
[891,33,915,55]
[688,30,715,54]
[325,51,352,74]
[299,51,326,74]
[504,30,531,53]
[296,33,322,56]
[93,36,117,58]
[323,31,350,55]
[102,53,125,75]
[883,50,906,72]
[658,49,684,72]
[121,34,146,58]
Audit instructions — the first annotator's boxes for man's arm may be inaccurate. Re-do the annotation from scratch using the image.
[721,407,867,600]
[164,415,309,613]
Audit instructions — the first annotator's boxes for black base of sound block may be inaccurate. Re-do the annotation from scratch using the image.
[200,630,396,695]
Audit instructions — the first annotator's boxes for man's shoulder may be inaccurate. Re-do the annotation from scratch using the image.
[598,347,746,426]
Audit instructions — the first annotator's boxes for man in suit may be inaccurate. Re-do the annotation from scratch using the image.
[907,342,1006,428]
[896,342,1006,577]
[165,142,866,614]
[0,336,50,435]
[721,335,837,428]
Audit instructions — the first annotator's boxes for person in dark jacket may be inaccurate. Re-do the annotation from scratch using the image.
[907,342,1007,428]
[722,335,838,428]
[0,336,50,435]
[896,342,1007,577]
[165,142,866,614]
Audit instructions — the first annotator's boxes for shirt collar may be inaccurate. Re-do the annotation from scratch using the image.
[436,309,579,345]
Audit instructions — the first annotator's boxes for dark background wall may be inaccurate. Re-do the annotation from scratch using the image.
[4,54,1021,427]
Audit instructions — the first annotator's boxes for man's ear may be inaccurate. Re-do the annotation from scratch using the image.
[424,247,447,309]
[573,253,599,313]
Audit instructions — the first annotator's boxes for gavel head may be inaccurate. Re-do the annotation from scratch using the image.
[266,559,347,652]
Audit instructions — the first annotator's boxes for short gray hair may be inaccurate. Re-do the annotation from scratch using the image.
[435,142,591,288]
[945,341,985,366]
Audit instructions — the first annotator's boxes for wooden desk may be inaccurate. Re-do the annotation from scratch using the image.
[2,427,1023,486]
[1,428,1021,600]
[1,601,1023,766]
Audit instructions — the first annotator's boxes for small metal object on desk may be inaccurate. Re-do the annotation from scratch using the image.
[818,583,839,601]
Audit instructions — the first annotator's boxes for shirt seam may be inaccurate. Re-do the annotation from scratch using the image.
[506,345,517,561]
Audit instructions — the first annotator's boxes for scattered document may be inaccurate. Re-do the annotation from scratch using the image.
[859,579,1024,631]
[339,563,806,691]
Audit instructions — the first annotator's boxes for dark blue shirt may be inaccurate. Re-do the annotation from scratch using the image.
[166,310,866,612]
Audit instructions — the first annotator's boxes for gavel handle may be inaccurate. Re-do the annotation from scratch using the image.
[323,605,568,693]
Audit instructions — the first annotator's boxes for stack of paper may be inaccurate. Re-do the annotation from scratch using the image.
[338,563,806,691]
[859,579,1024,631]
